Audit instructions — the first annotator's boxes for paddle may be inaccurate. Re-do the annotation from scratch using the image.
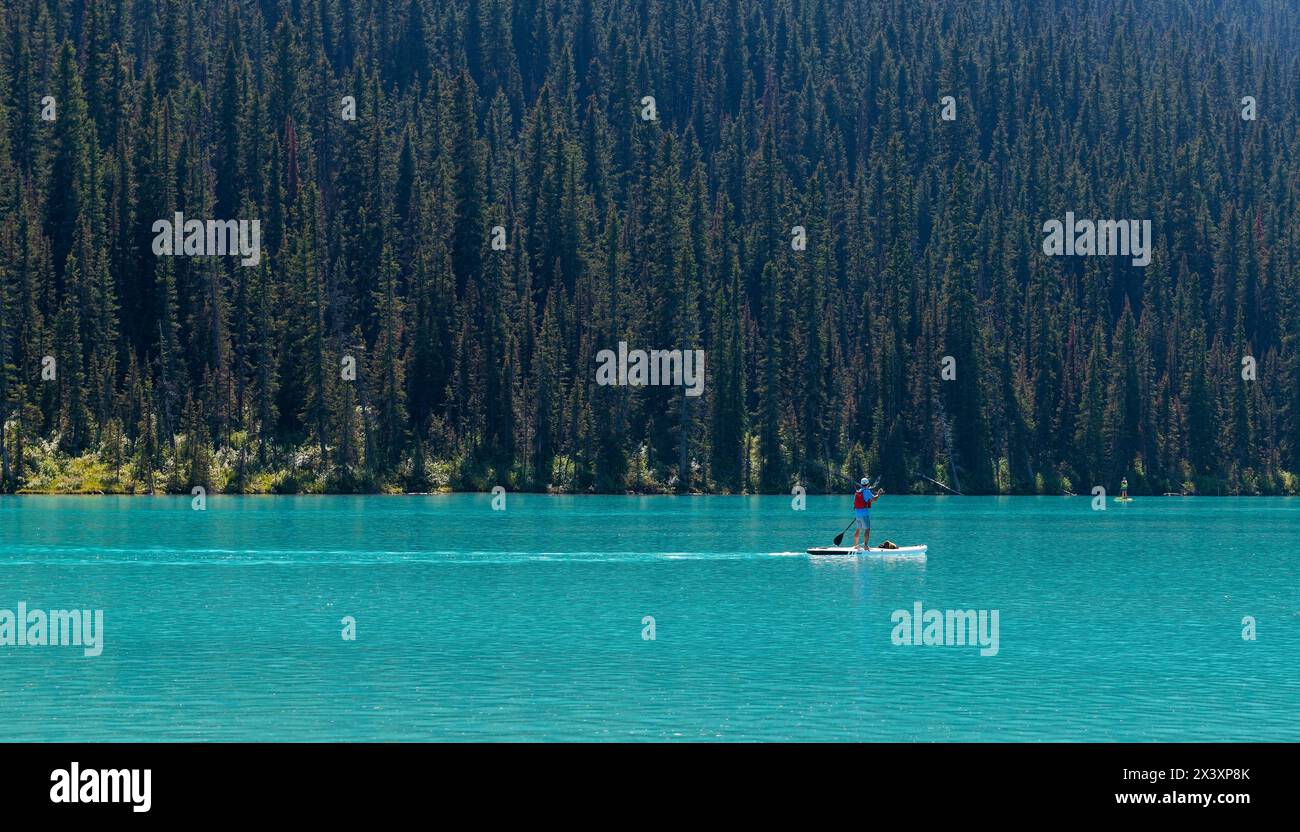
[832,477,882,546]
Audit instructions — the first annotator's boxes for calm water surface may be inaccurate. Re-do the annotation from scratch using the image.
[0,494,1296,741]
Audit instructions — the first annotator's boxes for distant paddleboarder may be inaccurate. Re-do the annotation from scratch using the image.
[852,477,881,549]
[1120,477,1129,499]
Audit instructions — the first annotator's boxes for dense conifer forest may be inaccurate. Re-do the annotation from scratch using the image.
[0,0,1298,495]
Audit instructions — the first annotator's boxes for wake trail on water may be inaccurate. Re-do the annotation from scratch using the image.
[0,547,810,565]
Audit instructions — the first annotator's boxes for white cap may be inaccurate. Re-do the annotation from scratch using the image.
[860,477,870,485]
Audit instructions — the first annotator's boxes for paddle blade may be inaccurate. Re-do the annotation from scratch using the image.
[833,531,846,546]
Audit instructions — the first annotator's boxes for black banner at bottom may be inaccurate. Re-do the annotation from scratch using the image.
[0,743,1280,818]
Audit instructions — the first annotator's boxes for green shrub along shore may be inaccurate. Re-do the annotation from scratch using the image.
[7,430,1295,496]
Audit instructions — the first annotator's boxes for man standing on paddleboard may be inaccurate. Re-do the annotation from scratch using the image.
[852,477,880,549]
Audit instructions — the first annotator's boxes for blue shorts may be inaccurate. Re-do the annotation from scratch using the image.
[854,510,870,530]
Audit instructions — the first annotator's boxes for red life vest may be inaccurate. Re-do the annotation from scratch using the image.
[854,488,870,509]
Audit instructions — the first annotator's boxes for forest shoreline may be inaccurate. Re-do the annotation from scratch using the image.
[5,443,1292,496]
[5,487,1292,497]
[3,1,1297,507]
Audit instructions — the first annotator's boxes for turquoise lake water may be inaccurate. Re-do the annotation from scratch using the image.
[0,494,1296,741]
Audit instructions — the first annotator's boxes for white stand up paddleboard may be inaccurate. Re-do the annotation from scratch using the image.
[807,545,927,559]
